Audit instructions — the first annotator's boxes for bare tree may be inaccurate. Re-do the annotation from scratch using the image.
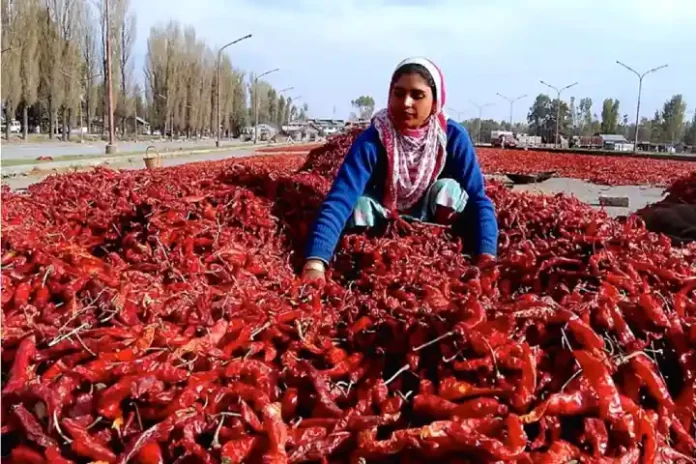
[15,0,41,139]
[1,0,22,140]
[98,0,122,138]
[116,0,135,135]
[80,2,99,134]
[37,0,82,140]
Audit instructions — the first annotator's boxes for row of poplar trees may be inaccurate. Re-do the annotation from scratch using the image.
[1,0,304,141]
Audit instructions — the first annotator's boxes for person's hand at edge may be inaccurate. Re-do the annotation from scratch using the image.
[302,259,326,283]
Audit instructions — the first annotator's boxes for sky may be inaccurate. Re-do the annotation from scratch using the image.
[132,0,696,123]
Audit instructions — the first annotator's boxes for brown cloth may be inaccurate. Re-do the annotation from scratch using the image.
[640,204,696,245]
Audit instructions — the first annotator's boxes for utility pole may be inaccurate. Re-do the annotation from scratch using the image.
[216,34,252,147]
[496,93,527,130]
[446,107,466,122]
[469,101,494,144]
[253,68,280,144]
[540,80,578,148]
[104,0,117,154]
[616,60,668,153]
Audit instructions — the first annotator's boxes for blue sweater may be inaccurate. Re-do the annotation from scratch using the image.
[306,120,498,262]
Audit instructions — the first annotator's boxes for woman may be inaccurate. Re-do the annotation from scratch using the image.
[303,57,498,281]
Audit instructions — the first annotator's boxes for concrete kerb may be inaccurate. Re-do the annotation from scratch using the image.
[1,143,292,178]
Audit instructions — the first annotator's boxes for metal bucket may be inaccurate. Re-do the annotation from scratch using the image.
[144,146,161,169]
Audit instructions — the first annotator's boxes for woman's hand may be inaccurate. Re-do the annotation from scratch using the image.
[302,259,326,282]
[475,253,497,269]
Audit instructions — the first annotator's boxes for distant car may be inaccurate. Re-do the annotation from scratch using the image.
[493,134,517,148]
[4,120,21,133]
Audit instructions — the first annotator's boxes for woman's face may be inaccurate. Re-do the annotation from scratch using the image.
[388,72,436,129]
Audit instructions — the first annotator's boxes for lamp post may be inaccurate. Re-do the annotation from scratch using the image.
[616,60,668,153]
[540,80,578,147]
[104,0,117,153]
[253,68,280,143]
[496,93,527,130]
[61,70,101,144]
[469,101,494,144]
[446,107,466,123]
[215,34,252,147]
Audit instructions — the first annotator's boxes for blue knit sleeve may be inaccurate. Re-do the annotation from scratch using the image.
[305,128,380,262]
[446,121,499,256]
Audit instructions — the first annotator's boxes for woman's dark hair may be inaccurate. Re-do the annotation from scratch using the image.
[390,63,437,101]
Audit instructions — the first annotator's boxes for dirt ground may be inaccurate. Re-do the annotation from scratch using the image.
[497,176,666,217]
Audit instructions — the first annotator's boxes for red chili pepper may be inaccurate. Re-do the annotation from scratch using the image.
[62,417,118,463]
[134,440,164,464]
[287,426,327,447]
[221,436,258,462]
[98,375,139,419]
[9,445,45,464]
[630,354,675,412]
[573,350,633,433]
[12,281,32,308]
[438,376,506,401]
[261,402,288,461]
[12,404,58,449]
[522,388,598,423]
[3,336,37,394]
[413,394,508,419]
[44,446,75,464]
[280,388,299,421]
[637,292,670,328]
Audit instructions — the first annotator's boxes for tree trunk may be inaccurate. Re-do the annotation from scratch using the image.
[48,97,55,139]
[62,108,68,142]
[66,109,71,141]
[86,102,91,135]
[5,104,10,141]
[23,106,29,140]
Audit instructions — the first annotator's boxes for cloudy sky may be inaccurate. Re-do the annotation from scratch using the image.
[132,0,696,123]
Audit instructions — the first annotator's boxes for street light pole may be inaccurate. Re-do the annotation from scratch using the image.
[104,0,117,153]
[253,68,280,144]
[616,60,668,153]
[469,101,494,144]
[446,107,465,122]
[496,93,527,129]
[540,80,578,147]
[216,34,252,147]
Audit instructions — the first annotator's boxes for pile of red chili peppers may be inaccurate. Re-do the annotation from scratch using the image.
[2,133,696,463]
[476,148,696,186]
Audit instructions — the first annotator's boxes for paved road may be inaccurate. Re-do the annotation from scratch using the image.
[2,147,258,191]
[1,138,248,160]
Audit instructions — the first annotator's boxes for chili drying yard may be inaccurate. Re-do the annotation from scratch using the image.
[2,133,696,462]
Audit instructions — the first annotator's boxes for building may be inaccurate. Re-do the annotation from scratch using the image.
[308,118,345,136]
[135,116,151,135]
[599,134,634,151]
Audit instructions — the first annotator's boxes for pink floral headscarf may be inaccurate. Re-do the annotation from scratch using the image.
[373,57,448,211]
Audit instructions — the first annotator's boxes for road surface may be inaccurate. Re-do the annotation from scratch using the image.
[1,138,248,160]
[2,146,258,190]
